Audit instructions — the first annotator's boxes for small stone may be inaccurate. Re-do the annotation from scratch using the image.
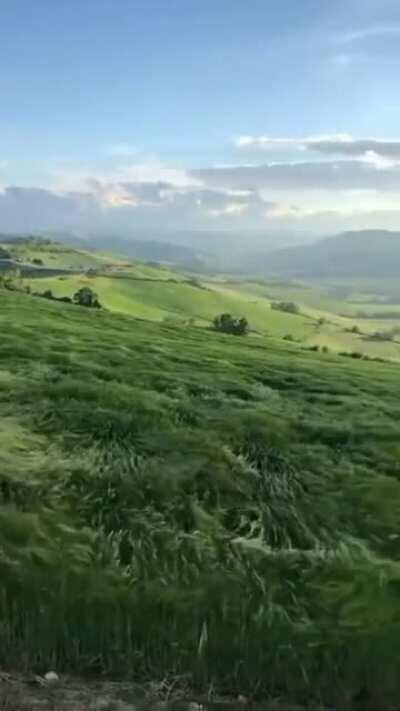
[188,704,203,711]
[44,671,59,684]
[238,697,248,706]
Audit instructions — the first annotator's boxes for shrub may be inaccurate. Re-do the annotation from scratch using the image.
[0,246,11,259]
[271,301,300,315]
[339,351,364,359]
[186,277,207,290]
[371,330,395,342]
[73,287,101,309]
[213,313,249,336]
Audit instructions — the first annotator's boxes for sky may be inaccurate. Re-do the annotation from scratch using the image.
[2,0,400,242]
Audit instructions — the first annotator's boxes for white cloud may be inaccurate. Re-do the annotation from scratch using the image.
[208,202,249,218]
[359,151,399,170]
[51,161,201,198]
[235,133,352,150]
[3,138,400,235]
[1,176,400,236]
[265,204,305,220]
[234,134,400,163]
[192,159,400,193]
[114,162,200,188]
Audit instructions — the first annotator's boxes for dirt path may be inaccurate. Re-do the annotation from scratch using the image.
[0,673,324,711]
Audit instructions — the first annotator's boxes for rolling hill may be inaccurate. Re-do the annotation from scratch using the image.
[89,234,210,269]
[0,235,129,272]
[255,229,400,279]
[3,235,400,360]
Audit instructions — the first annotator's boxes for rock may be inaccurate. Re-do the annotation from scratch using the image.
[44,671,59,684]
[187,703,203,711]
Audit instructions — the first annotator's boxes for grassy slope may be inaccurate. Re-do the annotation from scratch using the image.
[1,287,400,704]
[221,279,400,359]
[25,272,316,336]
[0,240,122,270]
[7,238,400,359]
[24,271,400,357]
[233,277,400,319]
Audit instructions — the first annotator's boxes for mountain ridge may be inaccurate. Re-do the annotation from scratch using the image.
[256,229,400,279]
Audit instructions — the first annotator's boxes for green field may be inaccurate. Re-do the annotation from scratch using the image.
[25,272,317,337]
[216,278,400,359]
[4,238,400,361]
[1,283,400,707]
[1,239,125,270]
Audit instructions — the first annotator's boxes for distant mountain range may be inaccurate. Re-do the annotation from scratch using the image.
[87,229,400,279]
[256,230,400,280]
[1,228,400,280]
[89,235,209,269]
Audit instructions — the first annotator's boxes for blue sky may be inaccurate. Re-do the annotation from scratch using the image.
[2,0,400,238]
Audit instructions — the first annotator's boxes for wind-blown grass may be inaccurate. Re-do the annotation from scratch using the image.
[1,288,400,707]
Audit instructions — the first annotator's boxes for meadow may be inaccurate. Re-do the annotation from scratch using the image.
[23,269,400,361]
[1,281,400,708]
[4,238,400,361]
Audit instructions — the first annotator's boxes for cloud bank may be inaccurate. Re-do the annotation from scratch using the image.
[2,134,400,238]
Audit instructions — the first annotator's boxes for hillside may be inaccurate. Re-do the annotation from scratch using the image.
[1,286,400,707]
[90,235,210,270]
[0,235,129,272]
[3,235,400,361]
[26,271,320,338]
[25,283,400,361]
[257,230,400,279]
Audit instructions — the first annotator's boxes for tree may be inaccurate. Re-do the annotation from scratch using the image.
[213,313,249,336]
[72,287,101,309]
[271,301,300,315]
[0,268,22,291]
